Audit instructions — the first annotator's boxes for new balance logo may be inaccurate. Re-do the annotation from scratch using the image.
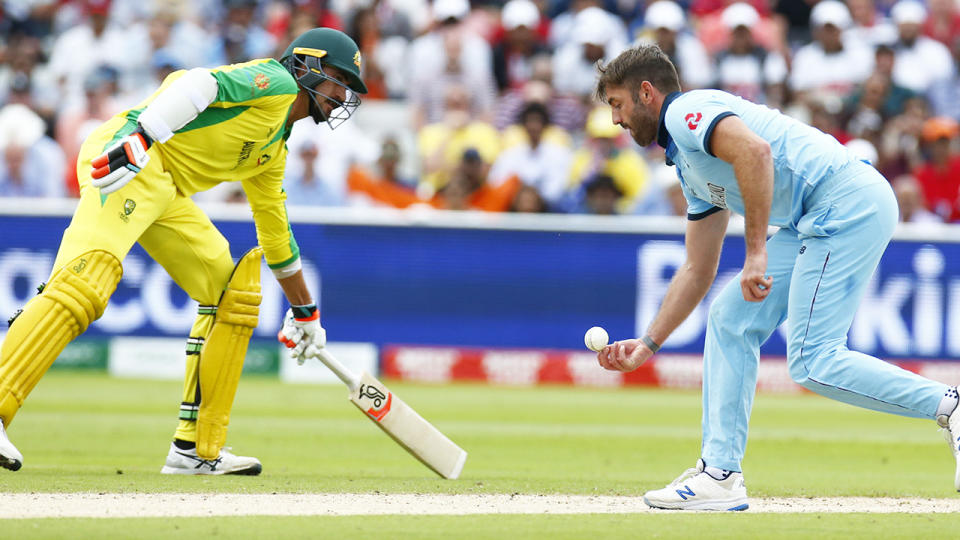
[676,485,696,500]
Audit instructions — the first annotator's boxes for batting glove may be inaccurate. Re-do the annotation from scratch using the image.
[277,304,326,365]
[90,126,153,194]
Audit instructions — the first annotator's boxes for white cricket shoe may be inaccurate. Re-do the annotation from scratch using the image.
[0,420,23,471]
[936,390,960,490]
[643,459,749,511]
[160,443,262,476]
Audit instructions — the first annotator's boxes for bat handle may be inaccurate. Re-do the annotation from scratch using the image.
[316,348,361,392]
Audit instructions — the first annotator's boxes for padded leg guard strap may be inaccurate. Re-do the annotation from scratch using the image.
[196,247,263,459]
[0,251,121,426]
[173,309,216,443]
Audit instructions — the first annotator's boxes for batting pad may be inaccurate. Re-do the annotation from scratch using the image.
[196,247,263,460]
[0,251,121,426]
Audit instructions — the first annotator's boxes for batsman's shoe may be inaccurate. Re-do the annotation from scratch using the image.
[0,420,23,471]
[643,459,748,511]
[936,389,960,490]
[160,443,262,476]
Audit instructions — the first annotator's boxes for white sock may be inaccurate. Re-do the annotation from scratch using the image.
[936,387,959,425]
[704,465,735,481]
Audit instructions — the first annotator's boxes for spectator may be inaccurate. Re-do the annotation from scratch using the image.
[346,137,422,208]
[693,0,781,57]
[771,0,814,50]
[712,2,788,106]
[282,139,345,206]
[46,0,129,107]
[550,0,628,50]
[56,65,125,196]
[552,7,628,99]
[0,36,58,122]
[923,0,960,47]
[408,0,496,128]
[807,94,852,145]
[345,2,412,99]
[846,0,897,47]
[843,72,913,141]
[565,105,650,212]
[889,0,954,95]
[635,1,713,90]
[913,116,960,222]
[789,1,874,103]
[488,102,573,208]
[510,183,548,212]
[879,95,930,179]
[926,37,960,123]
[493,0,548,92]
[845,138,880,165]
[211,0,278,66]
[0,104,65,198]
[892,174,943,223]
[633,161,686,216]
[495,56,586,133]
[431,149,517,211]
[581,173,624,215]
[418,84,501,193]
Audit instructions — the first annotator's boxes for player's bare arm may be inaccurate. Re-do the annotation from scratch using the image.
[598,208,729,372]
[709,115,774,302]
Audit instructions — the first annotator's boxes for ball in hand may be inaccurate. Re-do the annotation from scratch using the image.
[584,326,609,352]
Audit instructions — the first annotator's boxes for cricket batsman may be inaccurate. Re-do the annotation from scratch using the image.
[0,28,367,475]
[594,45,960,510]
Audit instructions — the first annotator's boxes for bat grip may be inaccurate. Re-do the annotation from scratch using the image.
[316,348,361,392]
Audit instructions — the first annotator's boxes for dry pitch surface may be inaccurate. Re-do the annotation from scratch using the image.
[2,493,960,518]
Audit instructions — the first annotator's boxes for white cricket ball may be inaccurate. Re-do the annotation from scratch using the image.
[584,326,609,352]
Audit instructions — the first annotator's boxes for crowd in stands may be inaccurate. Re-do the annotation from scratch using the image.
[1,0,960,223]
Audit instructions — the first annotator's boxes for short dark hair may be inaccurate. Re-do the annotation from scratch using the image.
[518,101,550,126]
[595,45,681,102]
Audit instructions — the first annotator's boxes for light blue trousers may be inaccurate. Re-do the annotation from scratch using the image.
[701,166,949,472]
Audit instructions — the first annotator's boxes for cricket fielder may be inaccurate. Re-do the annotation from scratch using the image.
[594,45,960,510]
[0,28,367,474]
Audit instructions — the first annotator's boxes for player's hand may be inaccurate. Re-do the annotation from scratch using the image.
[90,126,153,195]
[597,338,653,372]
[277,306,326,365]
[741,250,772,302]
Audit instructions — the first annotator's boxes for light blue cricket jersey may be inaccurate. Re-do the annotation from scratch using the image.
[657,90,865,229]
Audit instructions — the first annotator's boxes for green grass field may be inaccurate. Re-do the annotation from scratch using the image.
[2,372,959,538]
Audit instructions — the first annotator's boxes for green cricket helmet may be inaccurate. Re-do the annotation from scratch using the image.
[280,28,367,129]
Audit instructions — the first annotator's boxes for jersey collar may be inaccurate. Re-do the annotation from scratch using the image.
[657,91,681,150]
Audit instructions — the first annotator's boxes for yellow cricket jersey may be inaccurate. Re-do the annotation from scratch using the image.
[103,58,302,271]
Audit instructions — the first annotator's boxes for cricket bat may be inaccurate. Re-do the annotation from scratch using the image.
[315,348,467,479]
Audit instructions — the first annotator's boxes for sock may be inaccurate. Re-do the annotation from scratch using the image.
[173,438,196,451]
[704,465,735,481]
[936,387,959,426]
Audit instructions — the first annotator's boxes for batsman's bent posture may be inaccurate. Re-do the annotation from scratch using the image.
[0,28,367,474]
[594,45,960,510]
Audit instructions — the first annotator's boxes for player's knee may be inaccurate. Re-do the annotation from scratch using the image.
[706,292,744,336]
[786,338,843,384]
[44,250,122,328]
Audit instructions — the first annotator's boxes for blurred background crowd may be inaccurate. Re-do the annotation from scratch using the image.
[0,0,959,223]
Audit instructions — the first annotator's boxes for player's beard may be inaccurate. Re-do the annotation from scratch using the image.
[626,104,659,147]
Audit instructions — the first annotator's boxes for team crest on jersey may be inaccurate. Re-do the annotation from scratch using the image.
[118,198,136,223]
[254,73,270,90]
[685,112,702,130]
[353,51,362,69]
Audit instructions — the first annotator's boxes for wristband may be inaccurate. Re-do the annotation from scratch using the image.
[641,335,661,353]
[291,303,318,321]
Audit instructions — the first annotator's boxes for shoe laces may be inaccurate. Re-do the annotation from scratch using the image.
[668,466,703,487]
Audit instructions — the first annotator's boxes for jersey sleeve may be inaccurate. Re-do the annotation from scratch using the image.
[241,158,301,278]
[677,169,721,219]
[208,59,299,110]
[664,93,738,158]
